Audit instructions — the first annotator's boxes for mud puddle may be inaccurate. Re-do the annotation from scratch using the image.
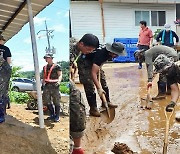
[76,63,180,154]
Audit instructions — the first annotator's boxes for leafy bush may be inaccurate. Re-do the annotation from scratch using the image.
[60,82,69,94]
[10,91,30,104]
[9,82,69,104]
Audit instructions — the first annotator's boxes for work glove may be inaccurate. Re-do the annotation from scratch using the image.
[166,101,176,112]
[147,82,152,90]
[97,88,106,98]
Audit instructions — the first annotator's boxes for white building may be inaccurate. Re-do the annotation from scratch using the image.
[70,0,180,43]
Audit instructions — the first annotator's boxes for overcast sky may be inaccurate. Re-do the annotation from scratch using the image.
[6,0,69,71]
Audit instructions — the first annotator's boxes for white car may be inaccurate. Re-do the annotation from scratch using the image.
[11,78,36,92]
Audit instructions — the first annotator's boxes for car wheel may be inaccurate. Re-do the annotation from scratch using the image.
[12,86,20,92]
[27,100,38,110]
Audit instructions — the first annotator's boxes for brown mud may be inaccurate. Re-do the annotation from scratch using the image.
[76,63,180,154]
[1,96,69,154]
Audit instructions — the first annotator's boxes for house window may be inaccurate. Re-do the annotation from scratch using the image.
[151,11,165,26]
[135,11,150,26]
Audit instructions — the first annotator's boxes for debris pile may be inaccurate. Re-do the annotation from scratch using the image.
[111,142,134,154]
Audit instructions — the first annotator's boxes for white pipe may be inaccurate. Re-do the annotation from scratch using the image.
[26,0,44,128]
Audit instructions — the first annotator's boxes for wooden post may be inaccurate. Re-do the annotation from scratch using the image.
[99,0,105,43]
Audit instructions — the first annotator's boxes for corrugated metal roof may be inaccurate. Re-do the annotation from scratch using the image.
[0,0,54,41]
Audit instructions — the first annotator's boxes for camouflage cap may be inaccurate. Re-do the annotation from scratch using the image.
[70,37,78,45]
[134,49,146,62]
[154,54,174,73]
[43,53,54,59]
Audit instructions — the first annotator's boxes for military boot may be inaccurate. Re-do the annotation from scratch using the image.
[54,105,60,122]
[152,81,166,100]
[47,104,55,120]
[89,107,101,117]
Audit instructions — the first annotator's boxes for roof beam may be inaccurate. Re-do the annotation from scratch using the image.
[1,0,26,32]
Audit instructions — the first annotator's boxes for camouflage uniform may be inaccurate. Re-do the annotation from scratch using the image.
[166,61,180,85]
[145,45,178,95]
[70,38,86,138]
[42,63,61,122]
[70,37,80,66]
[0,61,11,123]
[42,64,61,106]
[77,54,109,108]
[70,80,86,138]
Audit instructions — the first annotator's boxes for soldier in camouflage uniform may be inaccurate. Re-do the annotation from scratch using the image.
[135,45,178,99]
[77,42,125,117]
[0,35,12,123]
[42,54,62,122]
[153,54,180,122]
[70,80,86,154]
[70,34,99,154]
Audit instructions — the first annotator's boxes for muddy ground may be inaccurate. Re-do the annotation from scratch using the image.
[76,63,180,154]
[0,97,69,154]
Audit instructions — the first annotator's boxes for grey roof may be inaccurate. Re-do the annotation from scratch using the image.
[0,0,54,41]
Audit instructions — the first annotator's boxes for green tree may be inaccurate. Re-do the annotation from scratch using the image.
[11,66,23,79]
[57,61,69,82]
[20,71,35,79]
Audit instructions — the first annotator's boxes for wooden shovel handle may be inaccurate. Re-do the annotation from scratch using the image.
[163,108,174,154]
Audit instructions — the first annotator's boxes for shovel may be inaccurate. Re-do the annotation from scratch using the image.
[100,93,115,124]
[98,70,115,124]
[141,87,153,109]
[163,108,174,154]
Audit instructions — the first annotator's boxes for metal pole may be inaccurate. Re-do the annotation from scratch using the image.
[26,0,44,128]
[45,20,51,52]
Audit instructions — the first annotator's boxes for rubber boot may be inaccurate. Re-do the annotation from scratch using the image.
[54,105,60,122]
[152,81,166,100]
[103,87,118,108]
[89,107,101,117]
[47,104,55,120]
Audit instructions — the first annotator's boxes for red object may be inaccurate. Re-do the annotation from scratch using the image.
[43,64,59,82]
[43,106,48,112]
[72,148,84,154]
[147,82,152,89]
[138,27,153,46]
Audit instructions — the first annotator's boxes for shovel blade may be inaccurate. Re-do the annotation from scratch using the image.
[100,107,115,124]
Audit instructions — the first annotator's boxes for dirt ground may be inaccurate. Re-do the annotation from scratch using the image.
[76,63,180,154]
[2,63,180,154]
[0,97,69,154]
